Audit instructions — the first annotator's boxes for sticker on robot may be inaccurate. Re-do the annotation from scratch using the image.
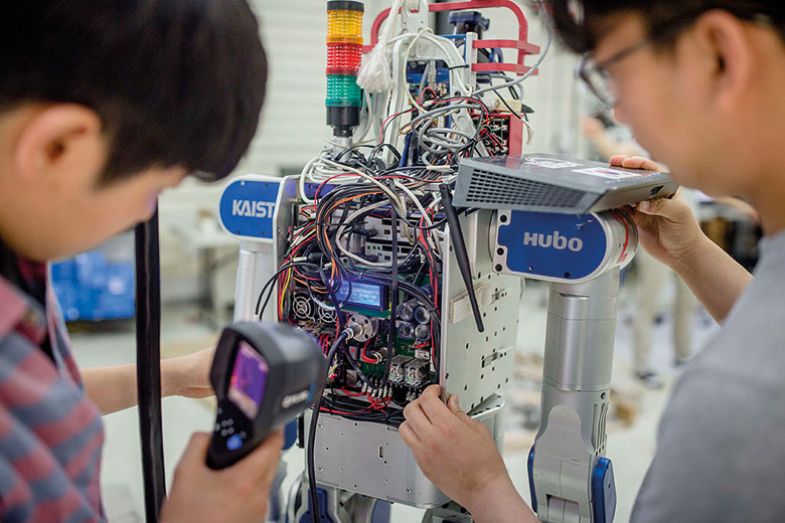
[524,157,582,169]
[572,166,640,179]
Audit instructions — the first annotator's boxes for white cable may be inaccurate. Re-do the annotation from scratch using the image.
[395,181,431,227]
[299,155,320,204]
[319,158,407,215]
[299,149,352,204]
[393,180,440,251]
[422,153,455,172]
[424,196,444,256]
[402,28,430,113]
[357,0,405,93]
[300,154,409,219]
[351,90,375,143]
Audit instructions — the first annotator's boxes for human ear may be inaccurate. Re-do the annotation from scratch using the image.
[690,10,754,111]
[13,104,106,191]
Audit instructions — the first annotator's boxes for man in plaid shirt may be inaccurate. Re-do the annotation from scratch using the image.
[0,1,282,521]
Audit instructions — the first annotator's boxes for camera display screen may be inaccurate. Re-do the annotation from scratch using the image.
[228,341,269,419]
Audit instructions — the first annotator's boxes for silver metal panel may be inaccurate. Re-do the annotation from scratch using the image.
[273,176,300,274]
[303,395,507,509]
[233,243,274,322]
[440,210,522,412]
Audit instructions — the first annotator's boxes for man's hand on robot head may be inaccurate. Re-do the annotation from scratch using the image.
[399,385,513,512]
[609,155,706,270]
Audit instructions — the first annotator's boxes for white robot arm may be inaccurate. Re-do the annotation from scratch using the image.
[491,208,637,523]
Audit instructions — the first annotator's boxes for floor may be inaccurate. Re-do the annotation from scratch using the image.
[70,280,719,523]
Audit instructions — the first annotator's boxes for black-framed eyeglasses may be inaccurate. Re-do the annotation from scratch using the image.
[577,12,775,107]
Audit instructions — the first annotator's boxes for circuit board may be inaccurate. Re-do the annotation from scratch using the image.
[272,179,449,426]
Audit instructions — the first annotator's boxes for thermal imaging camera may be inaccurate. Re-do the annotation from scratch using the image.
[206,322,325,470]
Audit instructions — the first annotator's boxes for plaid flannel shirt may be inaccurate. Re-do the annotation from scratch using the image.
[0,256,104,522]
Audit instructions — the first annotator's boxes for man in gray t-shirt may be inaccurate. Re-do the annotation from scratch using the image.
[396,2,785,522]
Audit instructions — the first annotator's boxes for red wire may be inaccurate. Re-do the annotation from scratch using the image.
[359,340,378,364]
[320,407,370,416]
[340,388,366,397]
[379,107,416,144]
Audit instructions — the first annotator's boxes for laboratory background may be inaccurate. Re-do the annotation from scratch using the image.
[55,1,761,522]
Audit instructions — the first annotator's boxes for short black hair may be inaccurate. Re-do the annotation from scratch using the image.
[0,0,267,184]
[548,1,785,54]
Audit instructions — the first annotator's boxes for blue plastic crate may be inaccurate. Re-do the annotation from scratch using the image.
[52,251,135,322]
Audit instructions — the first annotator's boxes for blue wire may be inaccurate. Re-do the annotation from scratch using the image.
[399,132,413,168]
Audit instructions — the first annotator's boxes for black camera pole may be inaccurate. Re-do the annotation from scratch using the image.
[135,211,167,522]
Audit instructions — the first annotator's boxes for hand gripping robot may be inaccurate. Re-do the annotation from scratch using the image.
[217,2,678,521]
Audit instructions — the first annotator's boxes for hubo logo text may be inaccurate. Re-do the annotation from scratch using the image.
[232,199,276,219]
[523,231,584,252]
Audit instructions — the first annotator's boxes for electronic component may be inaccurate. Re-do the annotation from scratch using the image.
[275,177,443,424]
[291,293,315,321]
[404,359,430,387]
[414,349,430,360]
[389,355,413,384]
[335,280,389,312]
[397,301,415,322]
[257,0,543,515]
[397,321,415,341]
[207,322,324,470]
[347,314,378,343]
[413,305,430,325]
[454,154,679,214]
[414,324,431,342]
[317,305,337,324]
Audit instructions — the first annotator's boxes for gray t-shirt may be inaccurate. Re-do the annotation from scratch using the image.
[632,232,785,522]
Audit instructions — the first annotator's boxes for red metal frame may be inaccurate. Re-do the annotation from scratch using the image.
[366,0,541,76]
[507,112,524,156]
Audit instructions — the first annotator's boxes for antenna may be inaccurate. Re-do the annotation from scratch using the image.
[440,184,484,333]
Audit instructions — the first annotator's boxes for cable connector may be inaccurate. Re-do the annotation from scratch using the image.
[306,252,324,264]
[344,322,364,341]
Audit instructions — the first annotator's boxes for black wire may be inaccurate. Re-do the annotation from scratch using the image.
[368,143,402,169]
[320,392,406,426]
[492,89,524,121]
[254,262,297,317]
[335,144,375,163]
[288,176,445,430]
[385,180,399,385]
[308,331,349,523]
[415,216,448,231]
